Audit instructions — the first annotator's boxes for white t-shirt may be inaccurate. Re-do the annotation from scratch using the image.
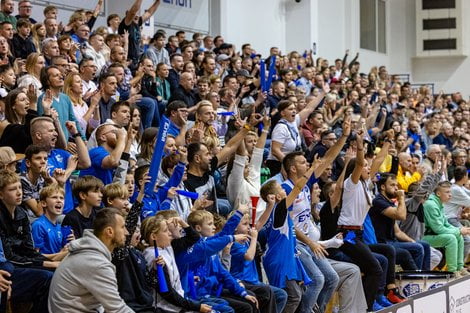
[337,176,373,226]
[268,115,301,160]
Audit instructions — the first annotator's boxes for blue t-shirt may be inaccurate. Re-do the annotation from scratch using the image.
[168,120,181,137]
[31,215,63,254]
[79,146,112,185]
[230,241,259,284]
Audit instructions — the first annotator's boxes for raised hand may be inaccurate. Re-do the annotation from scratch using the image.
[65,121,79,136]
[42,89,54,114]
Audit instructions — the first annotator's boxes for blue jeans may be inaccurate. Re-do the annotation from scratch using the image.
[137,97,157,128]
[270,285,287,313]
[0,262,52,313]
[388,240,426,270]
[297,244,339,313]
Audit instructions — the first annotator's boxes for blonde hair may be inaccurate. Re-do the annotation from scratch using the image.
[187,210,213,228]
[0,169,20,190]
[63,72,84,105]
[102,183,129,206]
[39,183,65,201]
[155,210,178,220]
[140,216,166,249]
[25,53,44,78]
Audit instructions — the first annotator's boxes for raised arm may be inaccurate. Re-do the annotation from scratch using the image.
[142,0,161,23]
[124,0,143,25]
[370,129,394,179]
[350,130,365,184]
[216,114,261,167]
[313,116,351,177]
[298,90,326,124]
[331,149,353,209]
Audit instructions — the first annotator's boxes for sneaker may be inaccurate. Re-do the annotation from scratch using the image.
[376,295,393,307]
[387,288,406,304]
[372,300,385,312]
[454,271,462,279]
[460,268,470,276]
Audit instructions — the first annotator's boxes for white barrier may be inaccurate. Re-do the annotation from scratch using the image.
[377,275,470,313]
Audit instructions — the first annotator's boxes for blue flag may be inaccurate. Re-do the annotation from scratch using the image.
[145,115,171,195]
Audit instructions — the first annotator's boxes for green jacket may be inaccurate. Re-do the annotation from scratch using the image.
[0,13,16,29]
[423,194,460,236]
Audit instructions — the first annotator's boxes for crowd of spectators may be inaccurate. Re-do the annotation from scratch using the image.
[0,0,469,312]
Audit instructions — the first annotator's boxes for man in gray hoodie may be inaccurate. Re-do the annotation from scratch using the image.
[48,207,135,313]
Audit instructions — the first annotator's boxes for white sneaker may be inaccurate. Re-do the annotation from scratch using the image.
[454,271,462,279]
[460,268,470,276]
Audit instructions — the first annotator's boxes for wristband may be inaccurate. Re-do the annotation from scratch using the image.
[243,124,252,131]
[71,133,81,139]
[262,129,269,134]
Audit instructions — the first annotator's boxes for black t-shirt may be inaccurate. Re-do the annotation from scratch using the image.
[118,17,143,64]
[319,200,340,242]
[369,193,396,243]
[184,156,218,212]
[62,208,97,238]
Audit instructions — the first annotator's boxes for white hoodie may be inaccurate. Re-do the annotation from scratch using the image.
[48,230,134,313]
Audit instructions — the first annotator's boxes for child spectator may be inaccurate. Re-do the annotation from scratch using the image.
[230,207,287,313]
[141,215,214,313]
[62,175,104,238]
[186,209,259,312]
[0,169,62,269]
[103,183,130,214]
[32,184,75,254]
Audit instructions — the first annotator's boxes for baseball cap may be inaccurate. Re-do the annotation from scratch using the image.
[236,69,253,78]
[216,54,230,62]
[0,147,24,167]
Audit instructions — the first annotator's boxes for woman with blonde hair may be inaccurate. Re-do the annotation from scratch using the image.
[17,53,45,96]
[31,23,46,51]
[63,72,100,134]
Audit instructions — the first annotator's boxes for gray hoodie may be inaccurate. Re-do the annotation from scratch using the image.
[48,230,135,313]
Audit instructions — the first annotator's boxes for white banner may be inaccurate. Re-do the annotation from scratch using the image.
[413,290,447,313]
[448,278,470,313]
[155,0,209,33]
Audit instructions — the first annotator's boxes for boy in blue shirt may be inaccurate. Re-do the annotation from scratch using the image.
[186,209,259,313]
[32,184,75,254]
[230,198,287,313]
[259,161,322,313]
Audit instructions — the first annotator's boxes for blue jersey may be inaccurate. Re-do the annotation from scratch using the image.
[230,241,259,284]
[79,146,113,185]
[362,214,378,245]
[262,200,302,288]
[175,210,243,296]
[31,215,63,254]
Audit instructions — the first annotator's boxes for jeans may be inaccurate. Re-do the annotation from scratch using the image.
[269,285,287,313]
[369,243,396,287]
[0,262,52,313]
[297,244,339,313]
[387,240,429,270]
[136,96,157,128]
